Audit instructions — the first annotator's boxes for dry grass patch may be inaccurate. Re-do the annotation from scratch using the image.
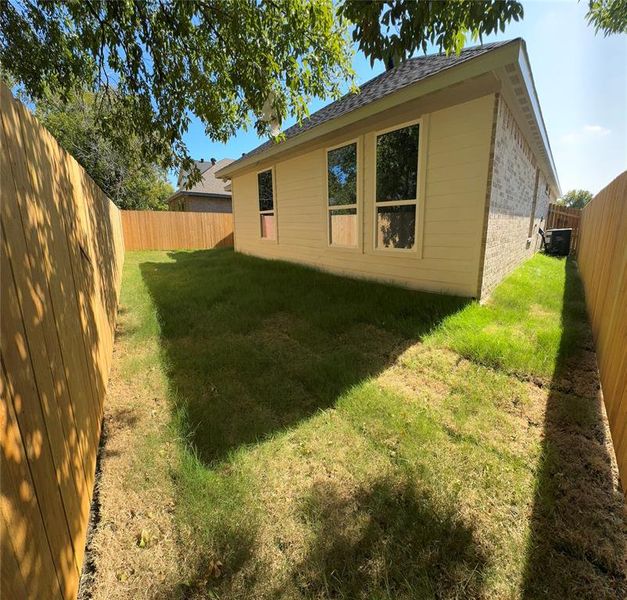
[84,250,625,600]
[80,308,180,599]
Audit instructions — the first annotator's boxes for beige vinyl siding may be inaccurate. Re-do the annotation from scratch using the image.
[232,94,495,297]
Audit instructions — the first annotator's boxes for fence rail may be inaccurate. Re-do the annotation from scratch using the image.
[1,84,125,600]
[546,203,581,253]
[577,171,627,494]
[121,210,233,251]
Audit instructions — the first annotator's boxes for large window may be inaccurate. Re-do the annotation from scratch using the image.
[375,123,420,250]
[258,169,275,240]
[327,142,358,247]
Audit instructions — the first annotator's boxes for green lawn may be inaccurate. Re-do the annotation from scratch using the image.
[112,250,624,600]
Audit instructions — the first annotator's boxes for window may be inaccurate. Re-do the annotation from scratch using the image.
[258,169,275,240]
[375,123,420,250]
[327,142,358,247]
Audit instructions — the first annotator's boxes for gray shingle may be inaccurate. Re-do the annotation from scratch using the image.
[235,40,513,165]
[178,158,235,195]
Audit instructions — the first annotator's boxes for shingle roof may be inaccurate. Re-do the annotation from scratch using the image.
[177,160,213,187]
[232,40,513,166]
[177,158,234,196]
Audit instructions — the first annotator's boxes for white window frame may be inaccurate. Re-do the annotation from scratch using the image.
[257,167,277,242]
[324,138,362,250]
[372,117,426,256]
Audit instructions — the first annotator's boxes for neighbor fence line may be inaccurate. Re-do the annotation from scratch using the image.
[1,85,235,600]
[577,171,627,495]
[121,210,234,250]
[1,83,125,599]
[546,203,581,253]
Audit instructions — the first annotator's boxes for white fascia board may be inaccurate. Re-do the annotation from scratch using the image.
[516,44,561,196]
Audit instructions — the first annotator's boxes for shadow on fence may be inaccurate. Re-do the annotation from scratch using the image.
[1,82,124,600]
[521,258,625,597]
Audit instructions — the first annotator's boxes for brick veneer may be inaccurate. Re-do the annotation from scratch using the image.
[479,96,552,299]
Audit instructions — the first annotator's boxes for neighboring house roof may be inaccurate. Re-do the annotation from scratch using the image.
[217,38,560,197]
[176,159,213,188]
[170,158,235,203]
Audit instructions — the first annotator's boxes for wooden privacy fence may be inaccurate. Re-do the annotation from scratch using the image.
[1,84,125,599]
[121,210,233,250]
[546,203,581,253]
[577,171,626,494]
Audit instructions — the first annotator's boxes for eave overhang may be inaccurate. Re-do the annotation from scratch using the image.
[217,39,560,197]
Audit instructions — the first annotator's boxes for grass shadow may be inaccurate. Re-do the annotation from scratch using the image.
[288,475,488,599]
[521,257,626,598]
[139,248,468,466]
[177,472,489,600]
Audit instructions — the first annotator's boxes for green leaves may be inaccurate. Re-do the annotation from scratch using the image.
[586,0,627,35]
[558,190,593,209]
[338,1,524,66]
[0,0,353,181]
[34,87,173,210]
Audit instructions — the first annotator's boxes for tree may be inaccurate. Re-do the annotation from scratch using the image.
[1,1,532,180]
[557,190,593,209]
[338,1,524,66]
[339,0,626,68]
[0,0,353,184]
[2,0,624,187]
[587,0,627,35]
[0,0,533,181]
[35,88,173,210]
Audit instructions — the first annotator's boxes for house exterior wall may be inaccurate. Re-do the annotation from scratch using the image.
[231,94,496,297]
[478,96,551,298]
[169,195,232,213]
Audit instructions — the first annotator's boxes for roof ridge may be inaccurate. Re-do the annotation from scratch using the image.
[406,38,514,60]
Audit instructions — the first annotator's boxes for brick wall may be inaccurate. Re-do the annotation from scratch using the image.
[168,194,232,213]
[479,97,550,299]
[184,196,232,213]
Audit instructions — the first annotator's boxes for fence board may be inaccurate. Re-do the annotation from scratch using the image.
[1,83,235,599]
[121,210,233,250]
[1,83,124,599]
[576,171,627,494]
[546,203,581,253]
[1,361,64,600]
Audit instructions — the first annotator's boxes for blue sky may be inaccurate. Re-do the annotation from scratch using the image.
[177,0,626,195]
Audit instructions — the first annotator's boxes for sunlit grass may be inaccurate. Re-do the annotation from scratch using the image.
[111,250,621,599]
[426,254,583,377]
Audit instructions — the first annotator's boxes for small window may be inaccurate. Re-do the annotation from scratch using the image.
[258,169,275,240]
[327,142,358,247]
[375,124,419,250]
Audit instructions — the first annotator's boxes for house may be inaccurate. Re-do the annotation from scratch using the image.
[216,38,560,299]
[168,157,234,212]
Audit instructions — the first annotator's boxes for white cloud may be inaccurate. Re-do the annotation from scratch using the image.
[583,124,611,136]
[561,124,611,144]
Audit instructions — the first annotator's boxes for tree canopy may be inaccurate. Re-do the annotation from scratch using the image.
[0,0,353,184]
[1,0,623,184]
[339,1,524,66]
[586,0,627,35]
[35,88,173,210]
[558,189,593,209]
